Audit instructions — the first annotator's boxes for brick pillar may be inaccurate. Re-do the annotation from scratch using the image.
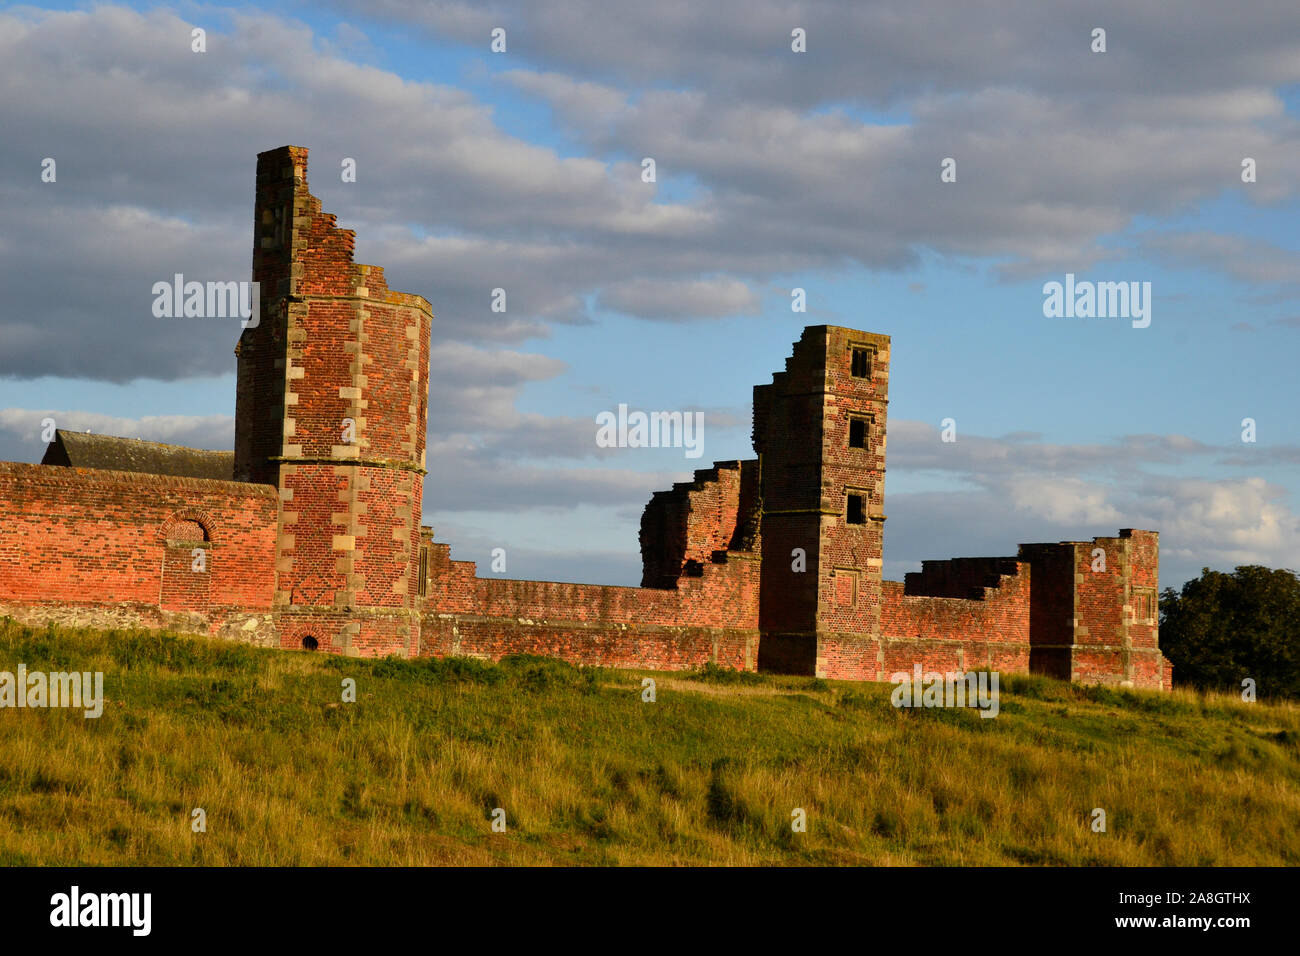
[755,326,890,676]
[235,146,431,657]
[1070,529,1163,688]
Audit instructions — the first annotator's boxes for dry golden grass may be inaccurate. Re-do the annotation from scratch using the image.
[1,618,1297,865]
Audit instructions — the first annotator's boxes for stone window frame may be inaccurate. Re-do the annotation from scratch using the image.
[845,486,871,525]
[1131,587,1158,624]
[849,343,876,379]
[848,411,874,450]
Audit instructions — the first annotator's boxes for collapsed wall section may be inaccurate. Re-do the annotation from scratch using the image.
[881,561,1032,675]
[639,459,759,588]
[420,532,761,671]
[0,463,278,643]
[904,557,1021,599]
[814,558,1031,681]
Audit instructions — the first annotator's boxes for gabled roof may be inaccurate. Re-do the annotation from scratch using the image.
[40,429,234,481]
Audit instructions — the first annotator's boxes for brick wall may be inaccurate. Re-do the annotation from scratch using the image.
[420,531,761,671]
[809,532,1169,689]
[814,560,1032,681]
[904,557,1020,599]
[0,463,277,636]
[1071,530,1167,689]
[1018,541,1077,679]
[755,328,830,644]
[817,535,1169,688]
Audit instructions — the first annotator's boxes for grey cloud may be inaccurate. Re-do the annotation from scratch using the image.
[888,420,1244,479]
[0,8,707,377]
[1217,446,1300,468]
[336,1,1300,107]
[429,342,566,387]
[1139,231,1300,291]
[596,277,761,320]
[878,420,1300,589]
[422,454,676,513]
[6,5,1299,385]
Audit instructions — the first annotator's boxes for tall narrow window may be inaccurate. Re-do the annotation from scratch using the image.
[849,414,871,449]
[850,346,873,379]
[418,546,428,597]
[846,492,867,525]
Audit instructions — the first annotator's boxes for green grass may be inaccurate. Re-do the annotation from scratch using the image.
[1,617,1298,865]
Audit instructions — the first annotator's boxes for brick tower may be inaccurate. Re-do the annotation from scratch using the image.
[234,146,432,656]
[754,326,890,675]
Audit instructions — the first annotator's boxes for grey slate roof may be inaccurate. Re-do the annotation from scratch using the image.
[40,429,235,481]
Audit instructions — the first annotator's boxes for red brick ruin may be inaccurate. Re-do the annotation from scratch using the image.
[0,146,1172,689]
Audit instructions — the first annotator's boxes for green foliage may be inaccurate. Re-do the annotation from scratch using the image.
[499,653,594,692]
[1160,565,1300,699]
[688,661,766,685]
[1000,673,1070,702]
[325,652,504,686]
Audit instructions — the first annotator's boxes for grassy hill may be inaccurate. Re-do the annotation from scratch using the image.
[1,617,1297,866]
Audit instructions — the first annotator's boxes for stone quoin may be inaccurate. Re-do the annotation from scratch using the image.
[0,146,1171,690]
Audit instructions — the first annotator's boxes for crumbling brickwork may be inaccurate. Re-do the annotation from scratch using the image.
[0,146,1170,690]
[237,146,431,657]
[639,460,759,588]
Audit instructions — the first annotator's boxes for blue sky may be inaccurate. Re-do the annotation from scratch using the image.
[2,0,1298,591]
